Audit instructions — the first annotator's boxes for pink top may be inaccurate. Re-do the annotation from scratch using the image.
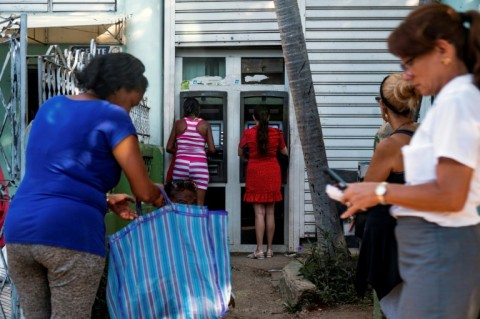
[175,118,207,159]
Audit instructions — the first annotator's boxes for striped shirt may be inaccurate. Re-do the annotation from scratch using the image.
[176,118,207,159]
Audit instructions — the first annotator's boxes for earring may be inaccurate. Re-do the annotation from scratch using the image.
[382,112,389,123]
[442,57,452,66]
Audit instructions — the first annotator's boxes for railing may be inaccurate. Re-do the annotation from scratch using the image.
[38,40,151,142]
[130,98,150,144]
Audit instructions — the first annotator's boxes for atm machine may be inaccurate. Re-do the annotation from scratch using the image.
[179,91,227,210]
[239,91,289,245]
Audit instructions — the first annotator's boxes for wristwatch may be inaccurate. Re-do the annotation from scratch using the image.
[375,182,388,205]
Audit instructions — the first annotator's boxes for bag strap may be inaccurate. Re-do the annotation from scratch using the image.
[135,199,143,215]
[160,186,172,206]
[135,186,172,215]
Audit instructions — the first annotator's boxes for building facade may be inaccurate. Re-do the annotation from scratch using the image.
[0,0,477,252]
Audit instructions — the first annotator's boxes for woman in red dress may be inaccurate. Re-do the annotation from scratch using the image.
[238,105,288,259]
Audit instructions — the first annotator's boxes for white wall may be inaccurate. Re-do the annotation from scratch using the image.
[173,0,280,47]
[441,0,480,10]
[120,0,164,145]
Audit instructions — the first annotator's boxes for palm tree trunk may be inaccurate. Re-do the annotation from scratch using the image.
[273,0,347,255]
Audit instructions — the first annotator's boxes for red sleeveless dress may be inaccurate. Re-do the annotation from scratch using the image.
[239,126,286,203]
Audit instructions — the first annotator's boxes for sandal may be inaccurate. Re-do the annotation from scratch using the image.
[266,249,274,258]
[247,251,264,259]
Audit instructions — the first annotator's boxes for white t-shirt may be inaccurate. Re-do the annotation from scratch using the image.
[391,74,480,227]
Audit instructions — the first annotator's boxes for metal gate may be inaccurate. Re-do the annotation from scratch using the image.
[37,40,150,143]
[0,13,26,319]
[37,41,93,106]
[0,15,26,185]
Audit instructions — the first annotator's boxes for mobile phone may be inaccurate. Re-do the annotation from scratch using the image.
[323,167,348,190]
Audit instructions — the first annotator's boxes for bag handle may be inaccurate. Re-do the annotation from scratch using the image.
[159,186,172,206]
[135,186,172,215]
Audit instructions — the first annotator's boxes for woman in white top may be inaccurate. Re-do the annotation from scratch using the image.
[341,4,480,319]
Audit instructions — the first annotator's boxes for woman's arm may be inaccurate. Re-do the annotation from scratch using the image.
[279,146,288,156]
[113,135,163,207]
[166,121,177,154]
[238,146,245,157]
[277,130,288,156]
[363,138,398,182]
[204,121,216,154]
[238,131,248,158]
[341,157,473,218]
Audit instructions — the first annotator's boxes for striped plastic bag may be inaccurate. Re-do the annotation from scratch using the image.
[106,196,231,319]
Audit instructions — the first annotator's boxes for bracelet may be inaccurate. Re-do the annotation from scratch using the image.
[106,194,114,207]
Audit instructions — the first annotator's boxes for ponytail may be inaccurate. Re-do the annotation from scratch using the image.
[463,10,480,88]
[253,106,269,155]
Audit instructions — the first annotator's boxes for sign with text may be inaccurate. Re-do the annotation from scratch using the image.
[69,45,122,55]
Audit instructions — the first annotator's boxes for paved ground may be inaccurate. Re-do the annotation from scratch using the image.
[224,252,373,319]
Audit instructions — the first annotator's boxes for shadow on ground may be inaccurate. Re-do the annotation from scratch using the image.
[224,252,373,319]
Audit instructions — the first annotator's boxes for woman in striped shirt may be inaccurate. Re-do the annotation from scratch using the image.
[166,98,216,205]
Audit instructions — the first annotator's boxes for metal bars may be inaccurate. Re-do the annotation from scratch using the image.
[0,14,24,319]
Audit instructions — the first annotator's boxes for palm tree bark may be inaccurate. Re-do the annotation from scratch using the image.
[273,0,347,255]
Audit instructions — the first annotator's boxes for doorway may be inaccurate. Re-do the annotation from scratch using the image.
[173,51,291,252]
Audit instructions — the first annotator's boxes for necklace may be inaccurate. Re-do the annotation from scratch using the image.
[393,121,412,132]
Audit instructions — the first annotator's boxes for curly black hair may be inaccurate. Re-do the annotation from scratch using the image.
[75,52,148,99]
[183,98,200,117]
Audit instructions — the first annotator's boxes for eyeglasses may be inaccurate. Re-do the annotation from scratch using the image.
[375,96,381,104]
[400,56,416,72]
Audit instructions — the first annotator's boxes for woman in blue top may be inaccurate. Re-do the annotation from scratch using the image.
[4,52,164,318]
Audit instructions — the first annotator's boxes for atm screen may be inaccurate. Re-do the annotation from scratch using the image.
[246,121,282,130]
[269,123,281,130]
[211,122,222,148]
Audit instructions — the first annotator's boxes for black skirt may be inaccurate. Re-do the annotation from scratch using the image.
[354,204,402,300]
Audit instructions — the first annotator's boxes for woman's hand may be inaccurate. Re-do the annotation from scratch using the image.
[340,182,380,219]
[107,193,137,220]
[152,183,165,207]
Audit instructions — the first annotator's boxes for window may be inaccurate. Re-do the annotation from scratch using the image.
[241,58,285,84]
[182,58,226,80]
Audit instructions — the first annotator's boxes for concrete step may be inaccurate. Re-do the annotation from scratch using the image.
[278,260,317,308]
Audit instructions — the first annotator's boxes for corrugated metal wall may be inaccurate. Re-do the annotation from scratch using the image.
[0,0,115,12]
[302,0,419,236]
[172,0,421,239]
[175,0,280,47]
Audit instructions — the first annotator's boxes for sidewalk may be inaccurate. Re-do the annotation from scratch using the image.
[224,252,297,319]
[224,252,373,319]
